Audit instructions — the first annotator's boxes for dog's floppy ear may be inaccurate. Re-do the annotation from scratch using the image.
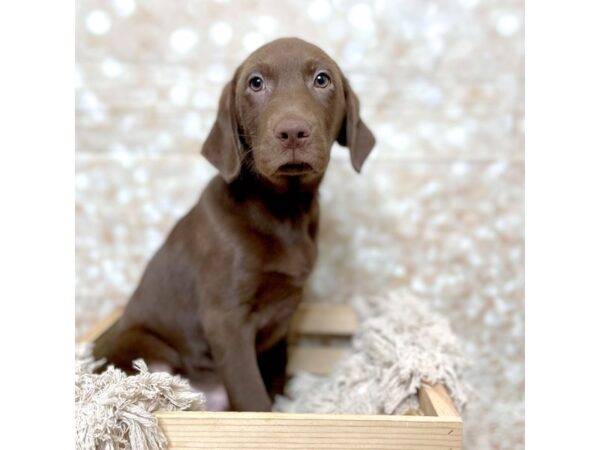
[201,78,241,183]
[336,75,376,173]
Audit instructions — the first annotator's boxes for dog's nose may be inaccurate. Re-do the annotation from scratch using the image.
[275,119,311,149]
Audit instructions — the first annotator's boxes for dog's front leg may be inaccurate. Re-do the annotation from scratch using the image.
[202,309,271,412]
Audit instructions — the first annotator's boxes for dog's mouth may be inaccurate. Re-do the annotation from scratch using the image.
[277,162,314,175]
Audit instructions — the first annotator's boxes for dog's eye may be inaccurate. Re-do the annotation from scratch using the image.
[249,76,264,91]
[314,72,331,88]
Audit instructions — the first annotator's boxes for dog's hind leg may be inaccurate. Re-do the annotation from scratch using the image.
[93,324,182,376]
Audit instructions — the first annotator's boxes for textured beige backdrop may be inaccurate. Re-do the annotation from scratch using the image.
[75,1,524,449]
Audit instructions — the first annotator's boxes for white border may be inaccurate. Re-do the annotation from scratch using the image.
[2,0,600,448]
[527,1,600,448]
[0,2,74,448]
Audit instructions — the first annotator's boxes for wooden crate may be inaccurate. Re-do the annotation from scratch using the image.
[80,303,463,450]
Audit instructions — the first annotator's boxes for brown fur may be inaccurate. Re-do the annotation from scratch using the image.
[93,37,375,412]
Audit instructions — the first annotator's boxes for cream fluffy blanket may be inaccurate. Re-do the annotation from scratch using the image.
[275,292,469,414]
[75,348,205,450]
[75,291,469,449]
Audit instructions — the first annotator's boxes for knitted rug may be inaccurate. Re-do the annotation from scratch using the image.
[275,291,469,414]
[75,291,469,449]
[75,346,205,450]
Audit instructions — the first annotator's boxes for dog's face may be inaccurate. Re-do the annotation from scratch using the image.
[202,38,375,187]
[235,40,346,181]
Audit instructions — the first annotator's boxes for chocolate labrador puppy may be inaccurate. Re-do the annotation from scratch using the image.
[93,37,375,411]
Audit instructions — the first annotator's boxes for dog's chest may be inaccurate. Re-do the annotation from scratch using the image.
[261,219,317,284]
[252,270,304,351]
[250,223,317,349]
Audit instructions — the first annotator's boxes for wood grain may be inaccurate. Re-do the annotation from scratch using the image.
[287,345,348,375]
[77,303,357,343]
[156,411,463,450]
[418,383,460,417]
[289,303,358,336]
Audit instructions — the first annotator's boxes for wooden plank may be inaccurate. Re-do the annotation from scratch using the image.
[78,303,356,343]
[76,307,351,375]
[289,303,357,336]
[76,306,124,344]
[418,384,460,418]
[287,346,348,375]
[76,308,351,376]
[155,411,463,450]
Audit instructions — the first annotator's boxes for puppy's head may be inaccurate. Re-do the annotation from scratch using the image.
[202,37,375,186]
